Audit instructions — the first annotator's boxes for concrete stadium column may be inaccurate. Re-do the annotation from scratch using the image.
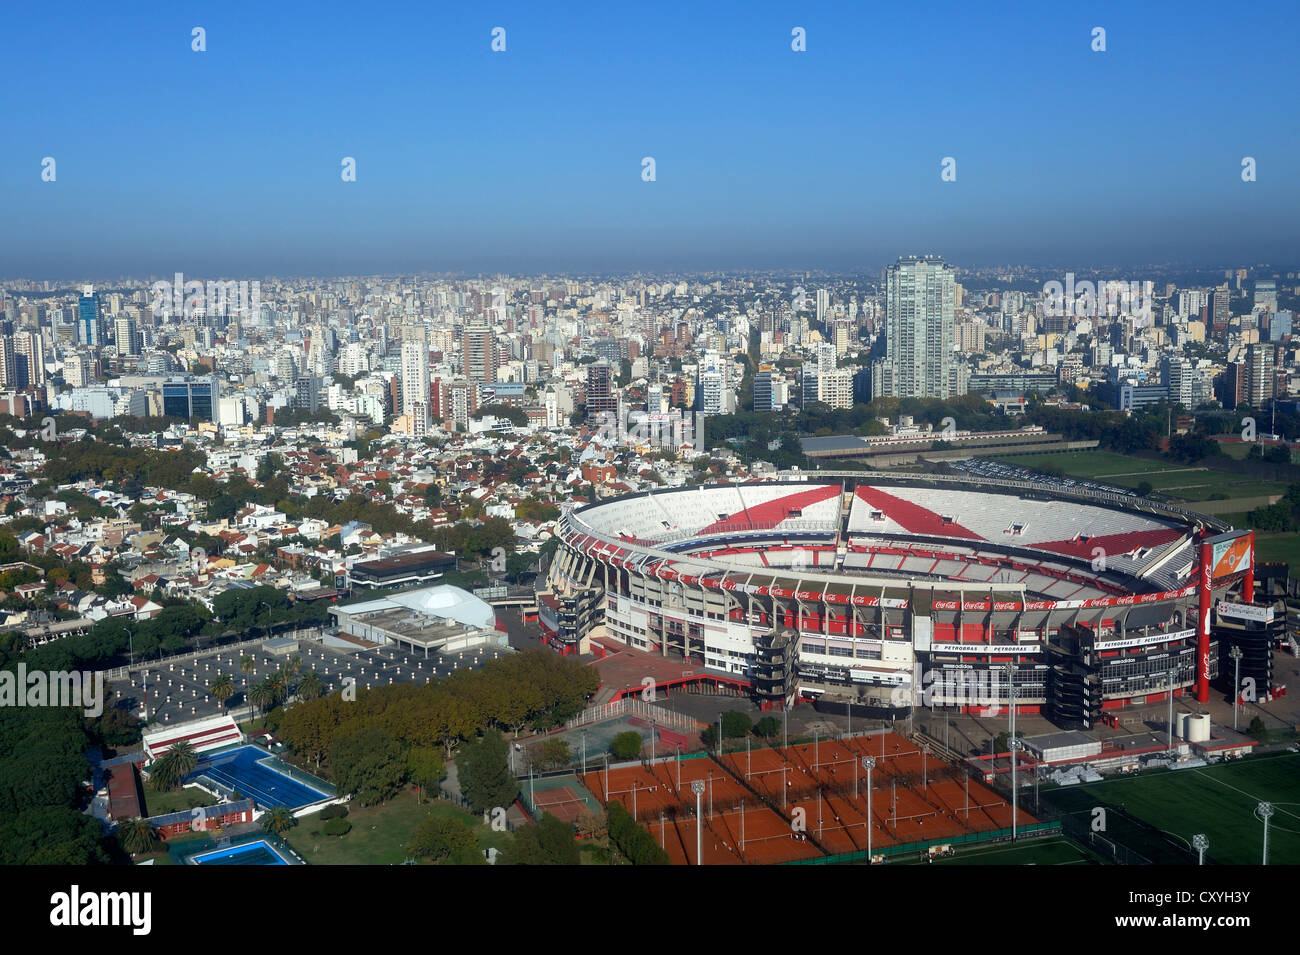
[1197,540,1212,704]
[1242,531,1255,603]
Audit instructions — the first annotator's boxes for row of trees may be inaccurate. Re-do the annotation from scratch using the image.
[276,650,599,802]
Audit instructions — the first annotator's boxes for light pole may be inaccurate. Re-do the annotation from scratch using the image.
[921,743,928,792]
[692,780,705,866]
[1167,665,1176,757]
[863,756,875,859]
[1229,645,1243,732]
[1258,802,1275,865]
[650,718,656,764]
[1010,738,1022,842]
[581,729,587,776]
[1192,833,1209,866]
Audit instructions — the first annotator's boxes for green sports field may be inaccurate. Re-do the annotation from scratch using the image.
[996,450,1288,504]
[902,835,1103,866]
[1043,752,1300,866]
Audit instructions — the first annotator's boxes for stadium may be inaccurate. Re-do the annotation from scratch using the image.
[542,472,1268,728]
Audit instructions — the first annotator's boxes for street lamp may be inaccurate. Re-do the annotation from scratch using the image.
[692,780,705,866]
[1192,833,1209,865]
[580,729,587,776]
[1258,802,1275,865]
[863,756,875,860]
[1229,646,1243,732]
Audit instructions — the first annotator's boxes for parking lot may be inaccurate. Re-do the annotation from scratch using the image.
[108,636,512,726]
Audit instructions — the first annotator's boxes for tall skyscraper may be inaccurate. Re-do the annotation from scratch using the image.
[114,314,139,356]
[14,331,45,387]
[400,340,430,436]
[874,255,958,399]
[78,286,103,348]
[462,318,498,383]
[585,362,617,421]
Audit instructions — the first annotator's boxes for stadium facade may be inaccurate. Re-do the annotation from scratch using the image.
[540,474,1267,729]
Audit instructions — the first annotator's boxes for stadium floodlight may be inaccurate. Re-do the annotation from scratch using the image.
[691,780,706,866]
[1229,646,1243,732]
[1257,802,1275,865]
[1192,833,1209,865]
[863,756,876,859]
[1010,737,1023,842]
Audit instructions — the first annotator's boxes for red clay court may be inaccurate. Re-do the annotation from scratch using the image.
[583,732,1033,864]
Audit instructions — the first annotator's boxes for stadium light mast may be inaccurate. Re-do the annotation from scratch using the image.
[1229,646,1243,732]
[1010,738,1022,842]
[581,729,587,776]
[1192,833,1208,865]
[863,756,875,860]
[1167,665,1176,757]
[692,780,705,865]
[1258,802,1275,865]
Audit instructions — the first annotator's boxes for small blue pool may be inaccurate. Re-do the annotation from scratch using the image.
[186,745,330,810]
[192,839,287,865]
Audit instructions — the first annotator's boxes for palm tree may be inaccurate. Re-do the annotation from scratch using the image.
[209,672,234,714]
[248,679,274,728]
[261,805,297,839]
[240,655,256,719]
[169,740,198,781]
[297,670,323,702]
[119,817,159,856]
[267,670,286,708]
[148,752,179,792]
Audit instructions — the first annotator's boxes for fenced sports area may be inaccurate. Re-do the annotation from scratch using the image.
[520,773,602,824]
[1043,751,1300,866]
[185,745,333,811]
[581,732,1035,864]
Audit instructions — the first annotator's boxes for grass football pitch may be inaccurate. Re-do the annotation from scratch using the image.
[1043,752,1300,866]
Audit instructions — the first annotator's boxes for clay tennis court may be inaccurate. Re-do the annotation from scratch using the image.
[583,731,1034,864]
[530,785,589,824]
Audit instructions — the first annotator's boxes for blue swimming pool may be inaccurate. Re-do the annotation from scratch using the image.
[192,839,287,865]
[186,746,329,810]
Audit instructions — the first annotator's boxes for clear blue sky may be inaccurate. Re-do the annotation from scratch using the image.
[3,0,1297,278]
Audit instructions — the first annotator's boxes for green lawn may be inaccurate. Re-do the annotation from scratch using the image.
[1253,532,1300,570]
[997,451,1286,503]
[285,788,490,865]
[901,835,1102,866]
[1043,752,1300,866]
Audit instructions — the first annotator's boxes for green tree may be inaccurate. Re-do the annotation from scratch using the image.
[507,812,580,865]
[208,672,234,714]
[261,805,297,839]
[610,731,642,760]
[407,746,445,803]
[119,817,159,856]
[753,716,781,738]
[297,670,324,702]
[459,728,520,815]
[329,727,407,806]
[248,679,276,727]
[535,738,571,771]
[606,800,670,865]
[410,815,477,862]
